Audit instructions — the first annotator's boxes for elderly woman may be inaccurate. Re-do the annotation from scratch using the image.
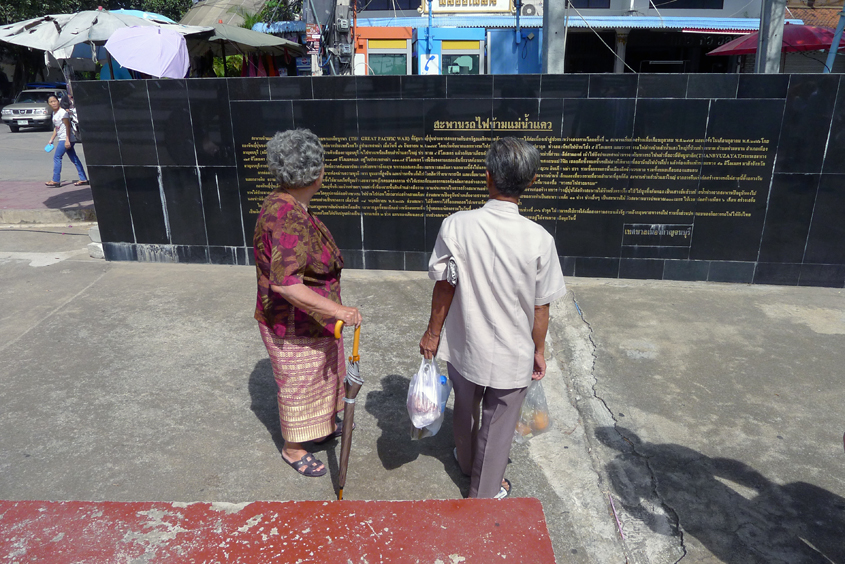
[254,129,362,478]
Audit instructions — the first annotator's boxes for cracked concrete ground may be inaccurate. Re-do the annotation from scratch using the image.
[552,279,845,564]
[1,226,844,563]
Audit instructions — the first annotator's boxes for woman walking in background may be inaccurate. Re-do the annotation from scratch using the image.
[45,95,88,188]
[254,128,362,478]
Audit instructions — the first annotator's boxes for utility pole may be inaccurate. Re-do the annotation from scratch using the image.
[823,5,845,72]
[543,0,567,73]
[304,0,322,76]
[755,0,787,73]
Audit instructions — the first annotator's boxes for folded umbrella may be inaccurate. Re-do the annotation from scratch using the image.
[334,320,362,501]
[105,26,189,79]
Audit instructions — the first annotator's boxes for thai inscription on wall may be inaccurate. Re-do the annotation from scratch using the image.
[237,119,772,228]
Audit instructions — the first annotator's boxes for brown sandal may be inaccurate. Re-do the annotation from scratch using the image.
[74,180,89,186]
[45,181,61,187]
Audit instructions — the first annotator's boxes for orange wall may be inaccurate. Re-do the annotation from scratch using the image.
[355,26,413,51]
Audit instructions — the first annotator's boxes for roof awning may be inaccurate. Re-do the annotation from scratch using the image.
[351,15,804,32]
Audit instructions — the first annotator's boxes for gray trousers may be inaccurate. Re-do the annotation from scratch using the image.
[448,363,529,498]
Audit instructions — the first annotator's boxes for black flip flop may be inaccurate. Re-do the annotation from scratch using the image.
[282,452,327,477]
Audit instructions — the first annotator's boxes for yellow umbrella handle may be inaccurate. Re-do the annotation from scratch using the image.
[333,320,360,362]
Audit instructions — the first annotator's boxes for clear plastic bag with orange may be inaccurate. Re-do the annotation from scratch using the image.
[513,380,551,444]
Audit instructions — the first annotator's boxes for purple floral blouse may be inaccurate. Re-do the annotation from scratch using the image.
[253,191,344,338]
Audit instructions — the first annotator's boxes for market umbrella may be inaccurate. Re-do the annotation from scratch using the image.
[203,23,305,57]
[0,14,73,50]
[105,26,189,79]
[50,9,210,53]
[333,320,363,501]
[110,9,176,24]
[708,24,845,56]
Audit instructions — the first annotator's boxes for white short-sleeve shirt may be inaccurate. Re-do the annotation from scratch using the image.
[429,199,567,389]
[52,108,75,143]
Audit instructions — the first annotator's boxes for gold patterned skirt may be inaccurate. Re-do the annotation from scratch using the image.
[259,322,345,444]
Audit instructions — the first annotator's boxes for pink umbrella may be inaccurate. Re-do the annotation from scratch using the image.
[104,26,189,78]
[708,24,845,56]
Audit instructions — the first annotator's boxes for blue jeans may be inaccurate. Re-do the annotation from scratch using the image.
[53,141,88,183]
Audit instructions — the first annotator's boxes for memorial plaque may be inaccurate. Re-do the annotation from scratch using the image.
[293,99,362,251]
[691,99,782,261]
[124,166,169,245]
[71,74,845,288]
[86,165,133,243]
[188,78,237,167]
[231,100,295,246]
[358,99,426,252]
[558,98,635,257]
[160,167,207,246]
[110,81,157,167]
[148,80,197,167]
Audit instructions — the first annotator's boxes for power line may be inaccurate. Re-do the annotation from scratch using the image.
[565,1,639,73]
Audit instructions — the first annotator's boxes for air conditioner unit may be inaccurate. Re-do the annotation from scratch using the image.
[521,3,537,15]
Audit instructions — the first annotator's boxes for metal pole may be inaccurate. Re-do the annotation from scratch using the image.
[543,0,567,73]
[427,0,433,52]
[755,0,786,74]
[824,7,845,73]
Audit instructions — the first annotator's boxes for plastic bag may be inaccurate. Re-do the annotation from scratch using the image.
[513,380,552,444]
[407,358,442,429]
[410,373,452,440]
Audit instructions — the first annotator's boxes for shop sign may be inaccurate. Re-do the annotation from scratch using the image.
[419,0,514,14]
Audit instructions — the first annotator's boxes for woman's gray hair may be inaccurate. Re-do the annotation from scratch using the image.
[266,129,324,190]
[485,137,540,197]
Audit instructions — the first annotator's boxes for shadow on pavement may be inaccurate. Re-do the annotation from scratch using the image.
[43,187,93,209]
[249,358,286,456]
[365,374,469,495]
[596,426,845,564]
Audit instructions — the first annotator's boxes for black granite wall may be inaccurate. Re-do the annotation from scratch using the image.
[73,73,845,287]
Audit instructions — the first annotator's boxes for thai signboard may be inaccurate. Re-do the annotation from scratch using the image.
[419,0,515,14]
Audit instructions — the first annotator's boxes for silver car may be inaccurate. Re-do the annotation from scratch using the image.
[1,88,68,132]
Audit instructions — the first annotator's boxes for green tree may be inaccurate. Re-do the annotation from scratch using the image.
[0,0,193,26]
[259,0,302,23]
[213,54,243,77]
[231,7,263,29]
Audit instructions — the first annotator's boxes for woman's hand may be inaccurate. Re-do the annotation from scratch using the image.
[64,140,71,149]
[335,305,362,328]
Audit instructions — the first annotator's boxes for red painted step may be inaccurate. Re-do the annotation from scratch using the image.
[0,498,555,562]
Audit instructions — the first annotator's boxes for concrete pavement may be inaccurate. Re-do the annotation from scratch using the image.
[1,224,844,563]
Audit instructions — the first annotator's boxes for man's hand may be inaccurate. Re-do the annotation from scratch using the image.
[532,349,546,380]
[419,329,440,360]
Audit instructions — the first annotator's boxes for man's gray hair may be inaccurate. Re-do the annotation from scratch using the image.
[485,137,540,197]
[266,129,324,189]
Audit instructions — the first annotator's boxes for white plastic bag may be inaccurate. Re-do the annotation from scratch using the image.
[410,373,452,440]
[407,358,442,429]
[513,380,552,445]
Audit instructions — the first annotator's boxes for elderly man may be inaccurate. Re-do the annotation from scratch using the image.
[419,137,567,499]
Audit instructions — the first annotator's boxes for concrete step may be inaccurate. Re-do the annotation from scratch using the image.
[0,498,556,562]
